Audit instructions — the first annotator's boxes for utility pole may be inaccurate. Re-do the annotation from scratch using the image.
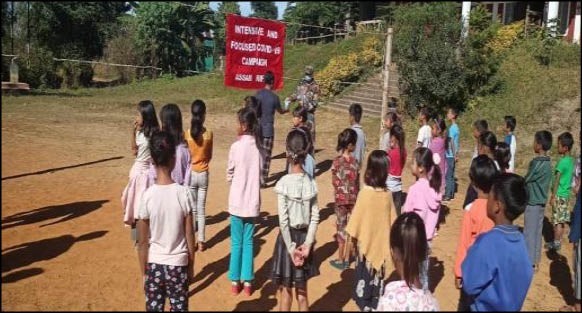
[379,27,393,149]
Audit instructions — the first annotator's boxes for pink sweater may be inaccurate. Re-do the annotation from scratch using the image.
[227,135,262,218]
[402,178,442,241]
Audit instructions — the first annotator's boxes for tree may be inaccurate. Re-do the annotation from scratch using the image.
[393,2,466,114]
[250,1,277,20]
[27,2,130,59]
[134,2,214,76]
[283,2,358,42]
[215,1,241,54]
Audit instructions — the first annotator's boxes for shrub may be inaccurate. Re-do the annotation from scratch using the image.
[56,47,94,89]
[317,35,383,97]
[17,48,62,89]
[487,21,525,55]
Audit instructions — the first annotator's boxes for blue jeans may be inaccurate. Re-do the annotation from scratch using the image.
[228,215,255,282]
[524,205,545,265]
[445,157,455,198]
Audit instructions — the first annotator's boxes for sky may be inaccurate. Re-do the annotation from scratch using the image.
[209,2,289,20]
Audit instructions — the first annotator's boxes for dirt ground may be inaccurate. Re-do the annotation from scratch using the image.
[1,100,579,311]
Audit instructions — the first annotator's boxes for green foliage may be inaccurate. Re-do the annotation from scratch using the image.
[318,35,383,97]
[393,2,465,115]
[215,2,241,55]
[283,2,358,41]
[26,2,130,59]
[134,2,214,76]
[101,15,141,84]
[464,37,580,128]
[461,4,502,99]
[16,48,62,89]
[250,2,278,20]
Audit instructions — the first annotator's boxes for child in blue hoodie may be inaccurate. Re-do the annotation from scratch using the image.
[462,173,533,311]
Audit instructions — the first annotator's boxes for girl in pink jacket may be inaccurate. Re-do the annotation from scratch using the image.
[227,106,264,296]
[402,147,443,291]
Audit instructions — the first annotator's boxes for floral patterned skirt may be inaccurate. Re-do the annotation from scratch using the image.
[353,254,385,311]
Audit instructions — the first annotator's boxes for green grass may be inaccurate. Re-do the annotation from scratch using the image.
[457,38,581,170]
[3,35,376,114]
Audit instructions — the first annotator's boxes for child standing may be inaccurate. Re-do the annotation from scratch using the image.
[136,131,196,311]
[287,106,315,178]
[347,150,398,311]
[349,103,367,168]
[387,124,407,215]
[503,116,517,173]
[563,189,581,312]
[547,132,575,252]
[429,118,448,194]
[472,120,489,159]
[417,107,432,148]
[494,142,511,174]
[149,103,191,186]
[330,128,360,270]
[271,129,320,312]
[462,173,533,311]
[523,131,553,271]
[122,100,159,238]
[380,112,400,151]
[227,107,263,296]
[185,100,213,251]
[463,131,498,211]
[454,155,498,311]
[376,212,440,311]
[444,107,460,201]
[402,147,443,291]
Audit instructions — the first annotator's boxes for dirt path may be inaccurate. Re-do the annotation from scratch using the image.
[1,102,577,311]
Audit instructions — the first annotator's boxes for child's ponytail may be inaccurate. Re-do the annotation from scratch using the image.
[390,124,406,168]
[414,147,442,193]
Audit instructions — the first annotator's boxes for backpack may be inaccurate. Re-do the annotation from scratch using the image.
[296,82,319,113]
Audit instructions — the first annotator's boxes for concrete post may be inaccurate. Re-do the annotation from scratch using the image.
[574,2,581,44]
[547,1,560,36]
[379,28,393,149]
[461,2,471,40]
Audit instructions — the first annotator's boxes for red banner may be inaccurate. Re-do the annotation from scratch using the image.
[224,14,286,90]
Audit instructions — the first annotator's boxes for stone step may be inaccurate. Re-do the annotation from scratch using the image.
[351,90,383,100]
[342,94,383,105]
[323,102,382,117]
[332,98,383,112]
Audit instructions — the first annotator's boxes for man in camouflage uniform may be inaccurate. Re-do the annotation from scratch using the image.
[288,65,320,146]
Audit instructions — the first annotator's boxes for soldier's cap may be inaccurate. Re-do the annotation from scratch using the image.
[304,65,314,75]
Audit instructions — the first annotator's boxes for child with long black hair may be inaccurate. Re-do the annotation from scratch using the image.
[271,129,320,311]
[136,130,196,311]
[122,100,160,238]
[286,106,316,178]
[185,99,213,251]
[463,130,498,211]
[494,142,511,174]
[347,150,397,311]
[330,128,359,270]
[148,104,191,186]
[402,147,442,291]
[376,212,439,311]
[227,106,264,296]
[387,124,407,215]
[429,118,448,194]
